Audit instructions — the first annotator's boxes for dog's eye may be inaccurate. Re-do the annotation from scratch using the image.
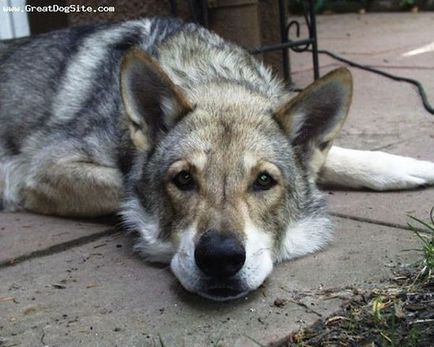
[253,171,276,191]
[172,170,196,191]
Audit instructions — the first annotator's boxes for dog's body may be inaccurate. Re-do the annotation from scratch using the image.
[1,18,434,300]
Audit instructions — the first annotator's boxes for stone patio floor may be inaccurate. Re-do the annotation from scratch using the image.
[1,12,434,347]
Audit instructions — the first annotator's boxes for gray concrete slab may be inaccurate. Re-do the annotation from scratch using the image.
[290,66,434,150]
[1,13,434,347]
[337,68,434,150]
[0,217,420,347]
[0,213,115,267]
[326,134,434,228]
[286,13,434,228]
[290,13,434,150]
[290,13,434,73]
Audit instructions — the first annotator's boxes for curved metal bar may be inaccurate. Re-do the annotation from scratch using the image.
[170,0,320,82]
[286,1,312,53]
[285,0,320,78]
[287,20,310,53]
[287,20,300,38]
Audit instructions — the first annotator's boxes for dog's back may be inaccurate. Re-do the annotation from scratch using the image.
[0,18,286,216]
[0,20,169,158]
[0,18,283,158]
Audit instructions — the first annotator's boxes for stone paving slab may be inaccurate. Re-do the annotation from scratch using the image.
[0,213,115,267]
[315,13,434,50]
[290,13,434,72]
[287,13,434,229]
[1,13,434,347]
[326,134,434,228]
[0,217,420,347]
[289,14,434,153]
[290,67,434,150]
[338,69,434,150]
[298,61,434,229]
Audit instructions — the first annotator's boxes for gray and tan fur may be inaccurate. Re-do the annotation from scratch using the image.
[1,18,434,300]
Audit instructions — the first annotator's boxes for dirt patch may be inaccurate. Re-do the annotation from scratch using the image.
[273,269,433,347]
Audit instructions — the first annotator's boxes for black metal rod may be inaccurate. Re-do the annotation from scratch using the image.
[250,39,314,55]
[188,0,198,23]
[201,0,209,28]
[308,0,320,79]
[169,0,178,17]
[178,0,320,85]
[278,0,290,81]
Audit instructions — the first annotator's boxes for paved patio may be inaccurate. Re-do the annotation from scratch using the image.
[1,13,434,347]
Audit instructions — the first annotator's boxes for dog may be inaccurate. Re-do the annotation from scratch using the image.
[1,17,434,301]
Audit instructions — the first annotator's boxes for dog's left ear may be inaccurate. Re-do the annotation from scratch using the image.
[273,68,352,176]
[120,48,193,151]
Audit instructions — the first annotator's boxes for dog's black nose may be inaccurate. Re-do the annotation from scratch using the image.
[194,230,246,278]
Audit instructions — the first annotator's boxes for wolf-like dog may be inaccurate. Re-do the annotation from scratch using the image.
[1,18,434,301]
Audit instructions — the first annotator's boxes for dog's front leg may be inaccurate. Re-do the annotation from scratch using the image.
[23,162,123,217]
[318,146,434,191]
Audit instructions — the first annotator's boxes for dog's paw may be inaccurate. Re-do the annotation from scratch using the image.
[362,153,434,190]
[321,146,434,191]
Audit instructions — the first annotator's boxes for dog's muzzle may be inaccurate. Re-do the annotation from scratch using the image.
[194,230,247,300]
[171,225,273,301]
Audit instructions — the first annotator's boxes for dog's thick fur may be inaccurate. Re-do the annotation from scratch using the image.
[1,18,434,300]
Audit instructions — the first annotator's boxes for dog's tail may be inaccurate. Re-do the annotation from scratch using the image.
[318,146,434,191]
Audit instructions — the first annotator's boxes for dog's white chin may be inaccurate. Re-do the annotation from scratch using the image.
[170,224,274,301]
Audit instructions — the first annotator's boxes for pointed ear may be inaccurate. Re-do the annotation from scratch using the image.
[120,48,193,151]
[273,68,352,176]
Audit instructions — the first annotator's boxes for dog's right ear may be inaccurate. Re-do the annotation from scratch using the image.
[120,48,193,151]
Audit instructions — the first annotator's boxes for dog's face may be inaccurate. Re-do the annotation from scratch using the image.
[120,49,352,300]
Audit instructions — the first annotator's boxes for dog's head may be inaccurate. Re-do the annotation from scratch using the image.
[119,49,352,301]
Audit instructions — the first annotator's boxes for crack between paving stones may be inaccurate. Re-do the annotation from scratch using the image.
[370,140,411,151]
[0,214,424,270]
[0,228,119,270]
[331,213,425,233]
[40,328,46,347]
[370,133,434,152]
